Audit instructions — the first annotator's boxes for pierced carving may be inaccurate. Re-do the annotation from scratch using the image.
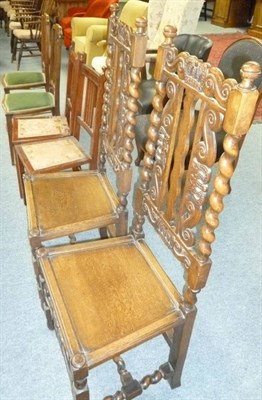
[99,16,146,176]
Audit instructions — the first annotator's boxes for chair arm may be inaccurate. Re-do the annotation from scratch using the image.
[71,17,107,38]
[86,24,108,44]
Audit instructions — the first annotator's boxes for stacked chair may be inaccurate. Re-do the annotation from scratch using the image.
[10,0,55,68]
[21,24,261,400]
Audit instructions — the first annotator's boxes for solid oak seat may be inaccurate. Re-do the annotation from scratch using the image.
[39,235,183,368]
[26,171,118,238]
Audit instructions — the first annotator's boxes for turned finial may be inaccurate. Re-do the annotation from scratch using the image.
[163,25,177,44]
[110,2,120,16]
[135,17,147,33]
[239,61,261,89]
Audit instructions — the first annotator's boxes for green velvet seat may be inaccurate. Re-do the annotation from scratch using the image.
[2,71,46,91]
[3,91,55,112]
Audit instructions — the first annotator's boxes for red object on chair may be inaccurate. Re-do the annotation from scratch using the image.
[61,0,118,48]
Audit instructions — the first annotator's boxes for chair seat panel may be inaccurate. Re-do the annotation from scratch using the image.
[12,116,70,142]
[13,28,38,39]
[40,236,183,367]
[9,21,21,30]
[2,71,46,87]
[3,91,54,113]
[15,137,90,172]
[25,171,119,236]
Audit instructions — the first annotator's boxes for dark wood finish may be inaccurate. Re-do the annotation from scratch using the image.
[33,26,261,400]
[212,0,254,27]
[247,0,262,39]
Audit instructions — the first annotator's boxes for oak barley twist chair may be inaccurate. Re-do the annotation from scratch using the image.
[24,5,147,261]
[30,26,261,400]
[2,22,63,165]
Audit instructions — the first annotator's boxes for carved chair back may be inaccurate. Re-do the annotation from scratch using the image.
[98,4,148,200]
[132,26,261,306]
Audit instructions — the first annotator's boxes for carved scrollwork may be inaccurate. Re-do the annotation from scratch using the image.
[143,199,191,269]
[166,52,237,108]
[178,158,211,247]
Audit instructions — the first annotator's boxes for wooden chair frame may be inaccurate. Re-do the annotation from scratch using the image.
[23,4,148,250]
[32,26,261,400]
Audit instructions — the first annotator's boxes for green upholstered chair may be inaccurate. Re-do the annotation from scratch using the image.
[2,13,50,93]
[2,22,62,164]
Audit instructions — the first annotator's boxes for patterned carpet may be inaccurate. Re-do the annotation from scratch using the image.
[206,32,262,122]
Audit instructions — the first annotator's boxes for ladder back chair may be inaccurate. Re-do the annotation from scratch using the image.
[11,13,42,70]
[2,22,63,164]
[2,13,50,93]
[9,0,55,52]
[32,26,260,400]
[13,52,105,201]
[23,5,147,246]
